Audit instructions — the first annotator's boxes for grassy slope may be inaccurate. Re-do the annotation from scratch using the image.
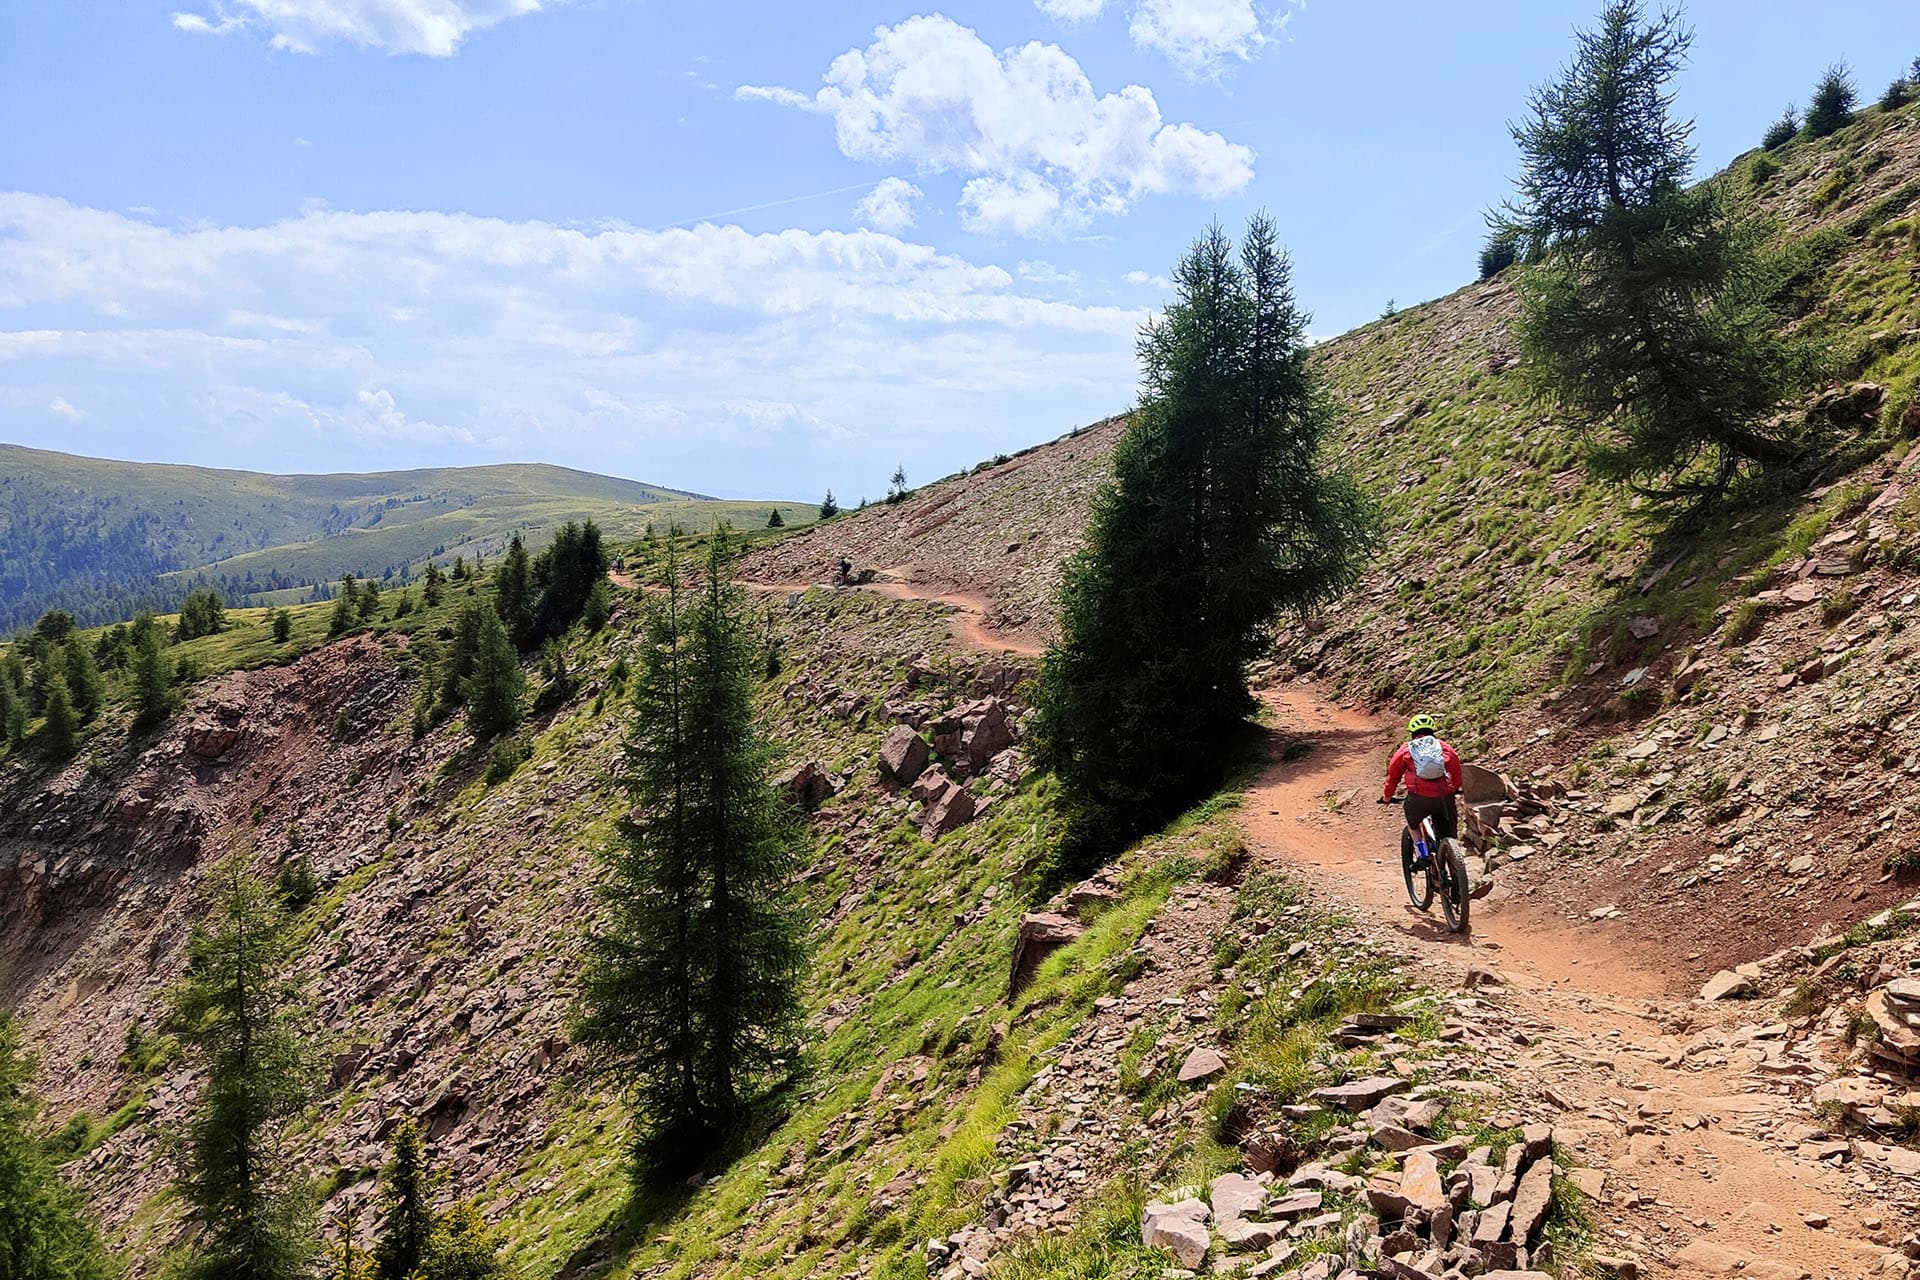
[1287,96,1920,753]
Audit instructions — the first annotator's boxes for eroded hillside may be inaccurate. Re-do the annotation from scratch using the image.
[5,91,1920,1280]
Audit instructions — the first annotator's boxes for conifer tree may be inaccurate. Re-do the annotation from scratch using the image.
[493,535,534,649]
[531,520,608,642]
[1032,216,1374,858]
[582,578,613,633]
[818,491,838,519]
[422,562,447,607]
[0,676,23,752]
[168,855,315,1280]
[438,603,486,709]
[370,1119,435,1280]
[39,670,78,761]
[329,576,360,638]
[461,608,524,741]
[575,534,804,1175]
[131,613,176,733]
[176,588,227,642]
[63,642,104,723]
[1806,62,1856,137]
[421,1204,508,1280]
[358,577,382,622]
[271,610,293,643]
[0,1013,113,1280]
[1501,1,1822,507]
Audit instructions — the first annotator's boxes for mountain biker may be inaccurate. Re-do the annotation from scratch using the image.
[1377,714,1463,867]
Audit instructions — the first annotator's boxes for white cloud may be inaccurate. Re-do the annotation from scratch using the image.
[1122,270,1170,288]
[1035,0,1107,20]
[0,194,1143,491]
[169,0,543,56]
[1017,260,1077,285]
[1129,0,1269,75]
[737,14,1254,237]
[47,396,85,421]
[854,178,923,235]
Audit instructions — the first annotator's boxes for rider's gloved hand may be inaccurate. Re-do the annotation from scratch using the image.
[1376,796,1393,805]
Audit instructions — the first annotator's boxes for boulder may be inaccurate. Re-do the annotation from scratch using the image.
[1007,913,1084,997]
[1312,1076,1408,1111]
[1507,1160,1554,1245]
[1217,1218,1279,1251]
[183,721,247,759]
[877,726,931,784]
[776,761,837,811]
[1141,1200,1211,1268]
[1699,970,1757,1001]
[919,783,976,840]
[931,696,1017,772]
[908,767,952,806]
[1459,764,1512,805]
[1400,1150,1447,1212]
[1178,1047,1228,1085]
[1208,1172,1268,1222]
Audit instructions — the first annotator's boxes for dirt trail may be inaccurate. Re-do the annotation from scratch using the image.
[1240,685,1903,1280]
[744,573,1045,657]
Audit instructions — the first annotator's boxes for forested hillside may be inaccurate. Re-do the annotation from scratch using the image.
[0,446,814,630]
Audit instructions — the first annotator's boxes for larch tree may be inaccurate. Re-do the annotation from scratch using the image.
[493,535,534,650]
[461,607,525,742]
[369,1119,435,1280]
[1032,215,1374,860]
[168,854,316,1280]
[130,610,176,733]
[1501,0,1823,508]
[0,1013,113,1280]
[574,534,804,1176]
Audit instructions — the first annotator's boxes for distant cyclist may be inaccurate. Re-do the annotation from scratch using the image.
[1377,714,1463,867]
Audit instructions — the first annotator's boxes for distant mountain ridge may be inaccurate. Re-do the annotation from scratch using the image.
[0,444,809,629]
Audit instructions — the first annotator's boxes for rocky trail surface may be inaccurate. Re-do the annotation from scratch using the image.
[1239,685,1920,1280]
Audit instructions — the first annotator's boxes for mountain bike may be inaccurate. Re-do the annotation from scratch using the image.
[1382,795,1470,933]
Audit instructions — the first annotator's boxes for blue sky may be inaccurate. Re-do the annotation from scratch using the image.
[2,1,1916,501]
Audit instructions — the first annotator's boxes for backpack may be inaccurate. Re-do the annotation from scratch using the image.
[1408,735,1448,781]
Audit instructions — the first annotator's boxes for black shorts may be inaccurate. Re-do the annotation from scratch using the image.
[1403,792,1459,845]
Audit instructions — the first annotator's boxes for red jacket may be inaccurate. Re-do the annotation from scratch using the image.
[1384,737,1462,800]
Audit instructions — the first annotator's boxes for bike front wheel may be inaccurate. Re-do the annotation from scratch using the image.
[1437,839,1471,934]
[1401,830,1433,911]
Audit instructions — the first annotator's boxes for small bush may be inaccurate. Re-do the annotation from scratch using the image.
[1882,77,1915,112]
[1883,384,1917,439]
[270,609,292,643]
[1885,845,1920,874]
[1811,166,1854,211]
[1807,63,1857,138]
[1478,228,1520,279]
[1748,153,1782,188]
[1821,586,1860,625]
[1762,104,1799,150]
[275,853,318,907]
[484,737,530,785]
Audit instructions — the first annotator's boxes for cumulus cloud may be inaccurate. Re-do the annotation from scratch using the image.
[854,178,923,235]
[1034,0,1107,20]
[169,0,543,56]
[1122,270,1170,288]
[737,14,1254,236]
[1129,0,1268,75]
[47,396,85,421]
[0,194,1143,491]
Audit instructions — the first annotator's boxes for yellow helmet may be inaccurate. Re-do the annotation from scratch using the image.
[1407,713,1437,735]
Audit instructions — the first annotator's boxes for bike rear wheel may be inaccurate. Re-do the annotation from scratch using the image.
[1401,830,1433,910]
[1437,839,1471,933]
